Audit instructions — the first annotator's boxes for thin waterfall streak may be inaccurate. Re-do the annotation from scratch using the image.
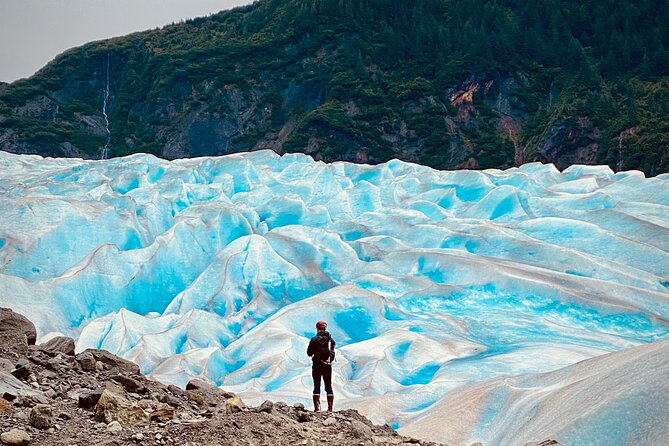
[101,54,111,160]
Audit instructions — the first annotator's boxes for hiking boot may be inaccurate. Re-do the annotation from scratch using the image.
[327,394,334,412]
[312,394,321,412]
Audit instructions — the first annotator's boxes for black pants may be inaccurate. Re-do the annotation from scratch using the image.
[312,361,333,395]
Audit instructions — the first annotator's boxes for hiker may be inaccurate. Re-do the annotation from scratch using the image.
[307,320,336,412]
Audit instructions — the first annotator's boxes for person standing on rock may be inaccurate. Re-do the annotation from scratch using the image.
[307,320,336,412]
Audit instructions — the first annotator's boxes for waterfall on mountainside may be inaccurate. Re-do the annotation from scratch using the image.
[100,53,111,160]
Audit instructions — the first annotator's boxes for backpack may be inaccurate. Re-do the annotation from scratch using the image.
[314,333,335,363]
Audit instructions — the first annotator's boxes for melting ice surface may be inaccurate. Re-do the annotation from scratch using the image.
[1,150,668,445]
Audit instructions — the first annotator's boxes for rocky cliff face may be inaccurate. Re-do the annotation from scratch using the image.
[0,0,667,174]
[0,68,607,170]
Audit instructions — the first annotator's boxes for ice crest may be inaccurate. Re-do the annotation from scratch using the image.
[1,150,668,444]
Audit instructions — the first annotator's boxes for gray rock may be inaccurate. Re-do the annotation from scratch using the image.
[149,406,175,422]
[111,375,143,394]
[9,358,31,381]
[106,421,123,433]
[292,403,305,411]
[37,369,56,380]
[76,349,140,375]
[322,417,337,426]
[185,379,216,391]
[0,428,31,446]
[18,393,49,406]
[78,391,103,409]
[158,392,180,407]
[351,420,374,438]
[39,337,75,356]
[297,411,312,423]
[258,400,273,413]
[167,385,186,397]
[28,404,52,430]
[185,379,244,414]
[0,308,37,355]
[0,358,14,374]
[46,355,74,372]
[274,401,289,412]
[77,352,96,372]
[0,372,43,402]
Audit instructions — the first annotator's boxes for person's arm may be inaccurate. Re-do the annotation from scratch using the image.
[307,338,314,357]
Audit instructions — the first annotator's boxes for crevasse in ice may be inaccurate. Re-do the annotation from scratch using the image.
[1,150,668,445]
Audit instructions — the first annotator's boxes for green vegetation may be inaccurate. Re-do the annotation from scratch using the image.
[0,0,667,174]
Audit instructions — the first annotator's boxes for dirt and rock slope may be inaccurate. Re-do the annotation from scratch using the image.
[0,308,561,446]
[0,308,445,446]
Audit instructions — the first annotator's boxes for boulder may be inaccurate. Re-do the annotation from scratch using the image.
[39,337,75,356]
[350,420,374,438]
[0,309,36,361]
[94,385,149,425]
[45,354,75,372]
[0,358,14,374]
[167,384,186,397]
[297,411,312,423]
[78,391,103,409]
[0,428,31,446]
[185,378,245,414]
[77,349,140,375]
[158,391,181,407]
[111,374,144,394]
[0,309,36,344]
[258,400,273,413]
[76,351,96,371]
[106,421,123,433]
[149,406,175,422]
[28,404,52,430]
[0,372,43,401]
[185,379,215,391]
[9,358,31,381]
[292,403,305,411]
[0,397,10,413]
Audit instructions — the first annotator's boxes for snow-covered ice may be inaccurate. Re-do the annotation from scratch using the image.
[1,150,668,445]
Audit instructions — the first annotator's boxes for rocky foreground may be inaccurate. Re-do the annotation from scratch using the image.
[0,308,446,446]
[0,308,561,446]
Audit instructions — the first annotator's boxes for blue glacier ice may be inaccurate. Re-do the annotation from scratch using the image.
[1,150,668,445]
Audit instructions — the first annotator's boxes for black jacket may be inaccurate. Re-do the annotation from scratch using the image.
[307,330,336,363]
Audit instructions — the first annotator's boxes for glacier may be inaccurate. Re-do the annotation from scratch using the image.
[0,149,668,445]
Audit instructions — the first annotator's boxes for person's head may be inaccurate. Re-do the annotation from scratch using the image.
[316,320,327,331]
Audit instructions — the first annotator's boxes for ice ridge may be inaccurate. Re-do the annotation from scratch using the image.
[0,150,668,445]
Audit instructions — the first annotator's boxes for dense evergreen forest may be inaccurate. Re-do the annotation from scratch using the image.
[1,0,668,173]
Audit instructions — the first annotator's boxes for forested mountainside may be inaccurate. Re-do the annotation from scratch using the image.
[0,0,667,173]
